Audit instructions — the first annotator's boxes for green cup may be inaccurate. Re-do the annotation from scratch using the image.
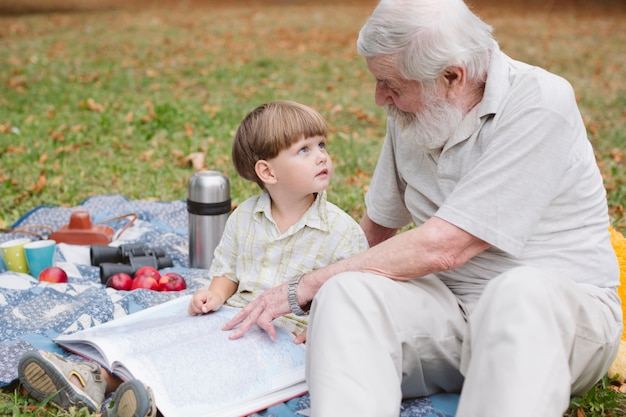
[0,238,31,273]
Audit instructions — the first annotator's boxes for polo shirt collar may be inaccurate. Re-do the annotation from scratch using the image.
[479,42,511,118]
[254,190,329,234]
[442,42,509,152]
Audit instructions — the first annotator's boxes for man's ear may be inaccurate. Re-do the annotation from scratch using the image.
[442,66,466,99]
[255,160,277,186]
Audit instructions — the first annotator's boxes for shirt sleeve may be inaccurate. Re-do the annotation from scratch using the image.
[322,202,370,263]
[364,120,414,229]
[207,205,241,283]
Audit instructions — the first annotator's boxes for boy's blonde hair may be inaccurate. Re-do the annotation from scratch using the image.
[232,100,328,189]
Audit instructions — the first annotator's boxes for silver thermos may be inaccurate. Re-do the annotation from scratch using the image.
[187,171,231,269]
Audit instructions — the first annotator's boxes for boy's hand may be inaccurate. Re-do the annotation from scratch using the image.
[293,328,307,344]
[188,289,225,315]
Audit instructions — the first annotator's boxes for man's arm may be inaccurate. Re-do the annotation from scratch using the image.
[301,215,490,294]
[224,215,490,339]
[360,212,398,247]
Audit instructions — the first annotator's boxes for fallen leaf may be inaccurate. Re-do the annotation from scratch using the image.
[86,98,105,113]
[30,172,46,193]
[139,150,155,161]
[184,152,205,170]
[7,144,25,153]
[184,123,194,137]
[171,149,185,158]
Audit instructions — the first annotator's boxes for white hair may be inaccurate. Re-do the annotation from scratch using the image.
[357,0,495,84]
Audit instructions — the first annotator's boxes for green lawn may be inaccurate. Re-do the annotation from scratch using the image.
[1,0,626,415]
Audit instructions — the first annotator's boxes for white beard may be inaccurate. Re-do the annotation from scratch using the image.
[385,92,464,153]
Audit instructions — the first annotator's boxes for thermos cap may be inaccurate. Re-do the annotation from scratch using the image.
[187,171,231,216]
[187,171,230,204]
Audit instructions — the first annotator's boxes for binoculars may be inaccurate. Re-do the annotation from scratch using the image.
[91,243,173,284]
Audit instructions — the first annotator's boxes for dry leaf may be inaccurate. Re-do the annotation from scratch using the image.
[86,98,105,113]
[7,144,25,153]
[30,171,46,193]
[202,105,220,118]
[55,144,78,154]
[50,130,65,142]
[8,75,26,89]
[171,149,185,158]
[184,152,206,170]
[139,150,155,161]
[78,72,99,83]
[610,149,624,164]
[184,123,194,137]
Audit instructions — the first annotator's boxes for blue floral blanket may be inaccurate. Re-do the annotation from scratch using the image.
[0,195,459,417]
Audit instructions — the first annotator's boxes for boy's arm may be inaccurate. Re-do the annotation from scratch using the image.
[188,276,238,315]
[208,276,239,304]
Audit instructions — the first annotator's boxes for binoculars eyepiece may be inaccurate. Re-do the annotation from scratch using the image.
[91,243,173,284]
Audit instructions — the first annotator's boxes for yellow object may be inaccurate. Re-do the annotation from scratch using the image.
[607,226,626,381]
[609,226,626,340]
[0,238,31,273]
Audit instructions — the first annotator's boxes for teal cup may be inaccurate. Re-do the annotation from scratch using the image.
[24,240,56,279]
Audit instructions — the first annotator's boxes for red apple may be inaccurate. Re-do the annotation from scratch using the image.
[133,266,161,280]
[39,267,68,283]
[106,272,133,291]
[158,272,186,292]
[131,274,160,291]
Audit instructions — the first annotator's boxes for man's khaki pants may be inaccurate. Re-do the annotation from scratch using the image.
[306,267,622,417]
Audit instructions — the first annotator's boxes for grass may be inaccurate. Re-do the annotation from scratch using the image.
[0,0,383,224]
[565,375,626,417]
[1,0,626,415]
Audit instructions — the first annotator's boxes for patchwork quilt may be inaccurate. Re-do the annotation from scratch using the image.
[0,194,459,417]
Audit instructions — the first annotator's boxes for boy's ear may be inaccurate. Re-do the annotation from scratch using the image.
[255,160,277,185]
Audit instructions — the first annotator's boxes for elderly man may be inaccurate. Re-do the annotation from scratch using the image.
[225,0,622,416]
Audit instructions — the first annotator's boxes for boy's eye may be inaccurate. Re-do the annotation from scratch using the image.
[298,146,309,154]
[318,142,326,150]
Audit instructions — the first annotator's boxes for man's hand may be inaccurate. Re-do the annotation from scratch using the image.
[222,282,292,341]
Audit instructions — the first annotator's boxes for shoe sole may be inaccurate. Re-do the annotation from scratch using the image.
[107,380,155,417]
[18,352,97,412]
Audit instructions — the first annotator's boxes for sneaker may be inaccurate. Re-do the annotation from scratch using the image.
[18,351,106,412]
[104,379,156,417]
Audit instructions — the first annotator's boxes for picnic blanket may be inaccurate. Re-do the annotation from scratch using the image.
[0,194,459,417]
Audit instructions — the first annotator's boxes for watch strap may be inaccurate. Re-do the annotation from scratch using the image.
[287,274,309,316]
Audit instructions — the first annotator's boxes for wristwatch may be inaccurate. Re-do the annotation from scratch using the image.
[287,274,311,316]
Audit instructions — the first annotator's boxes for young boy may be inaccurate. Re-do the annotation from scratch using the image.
[188,100,369,337]
[18,101,368,417]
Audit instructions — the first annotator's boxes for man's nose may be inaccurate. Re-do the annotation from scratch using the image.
[375,84,393,107]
